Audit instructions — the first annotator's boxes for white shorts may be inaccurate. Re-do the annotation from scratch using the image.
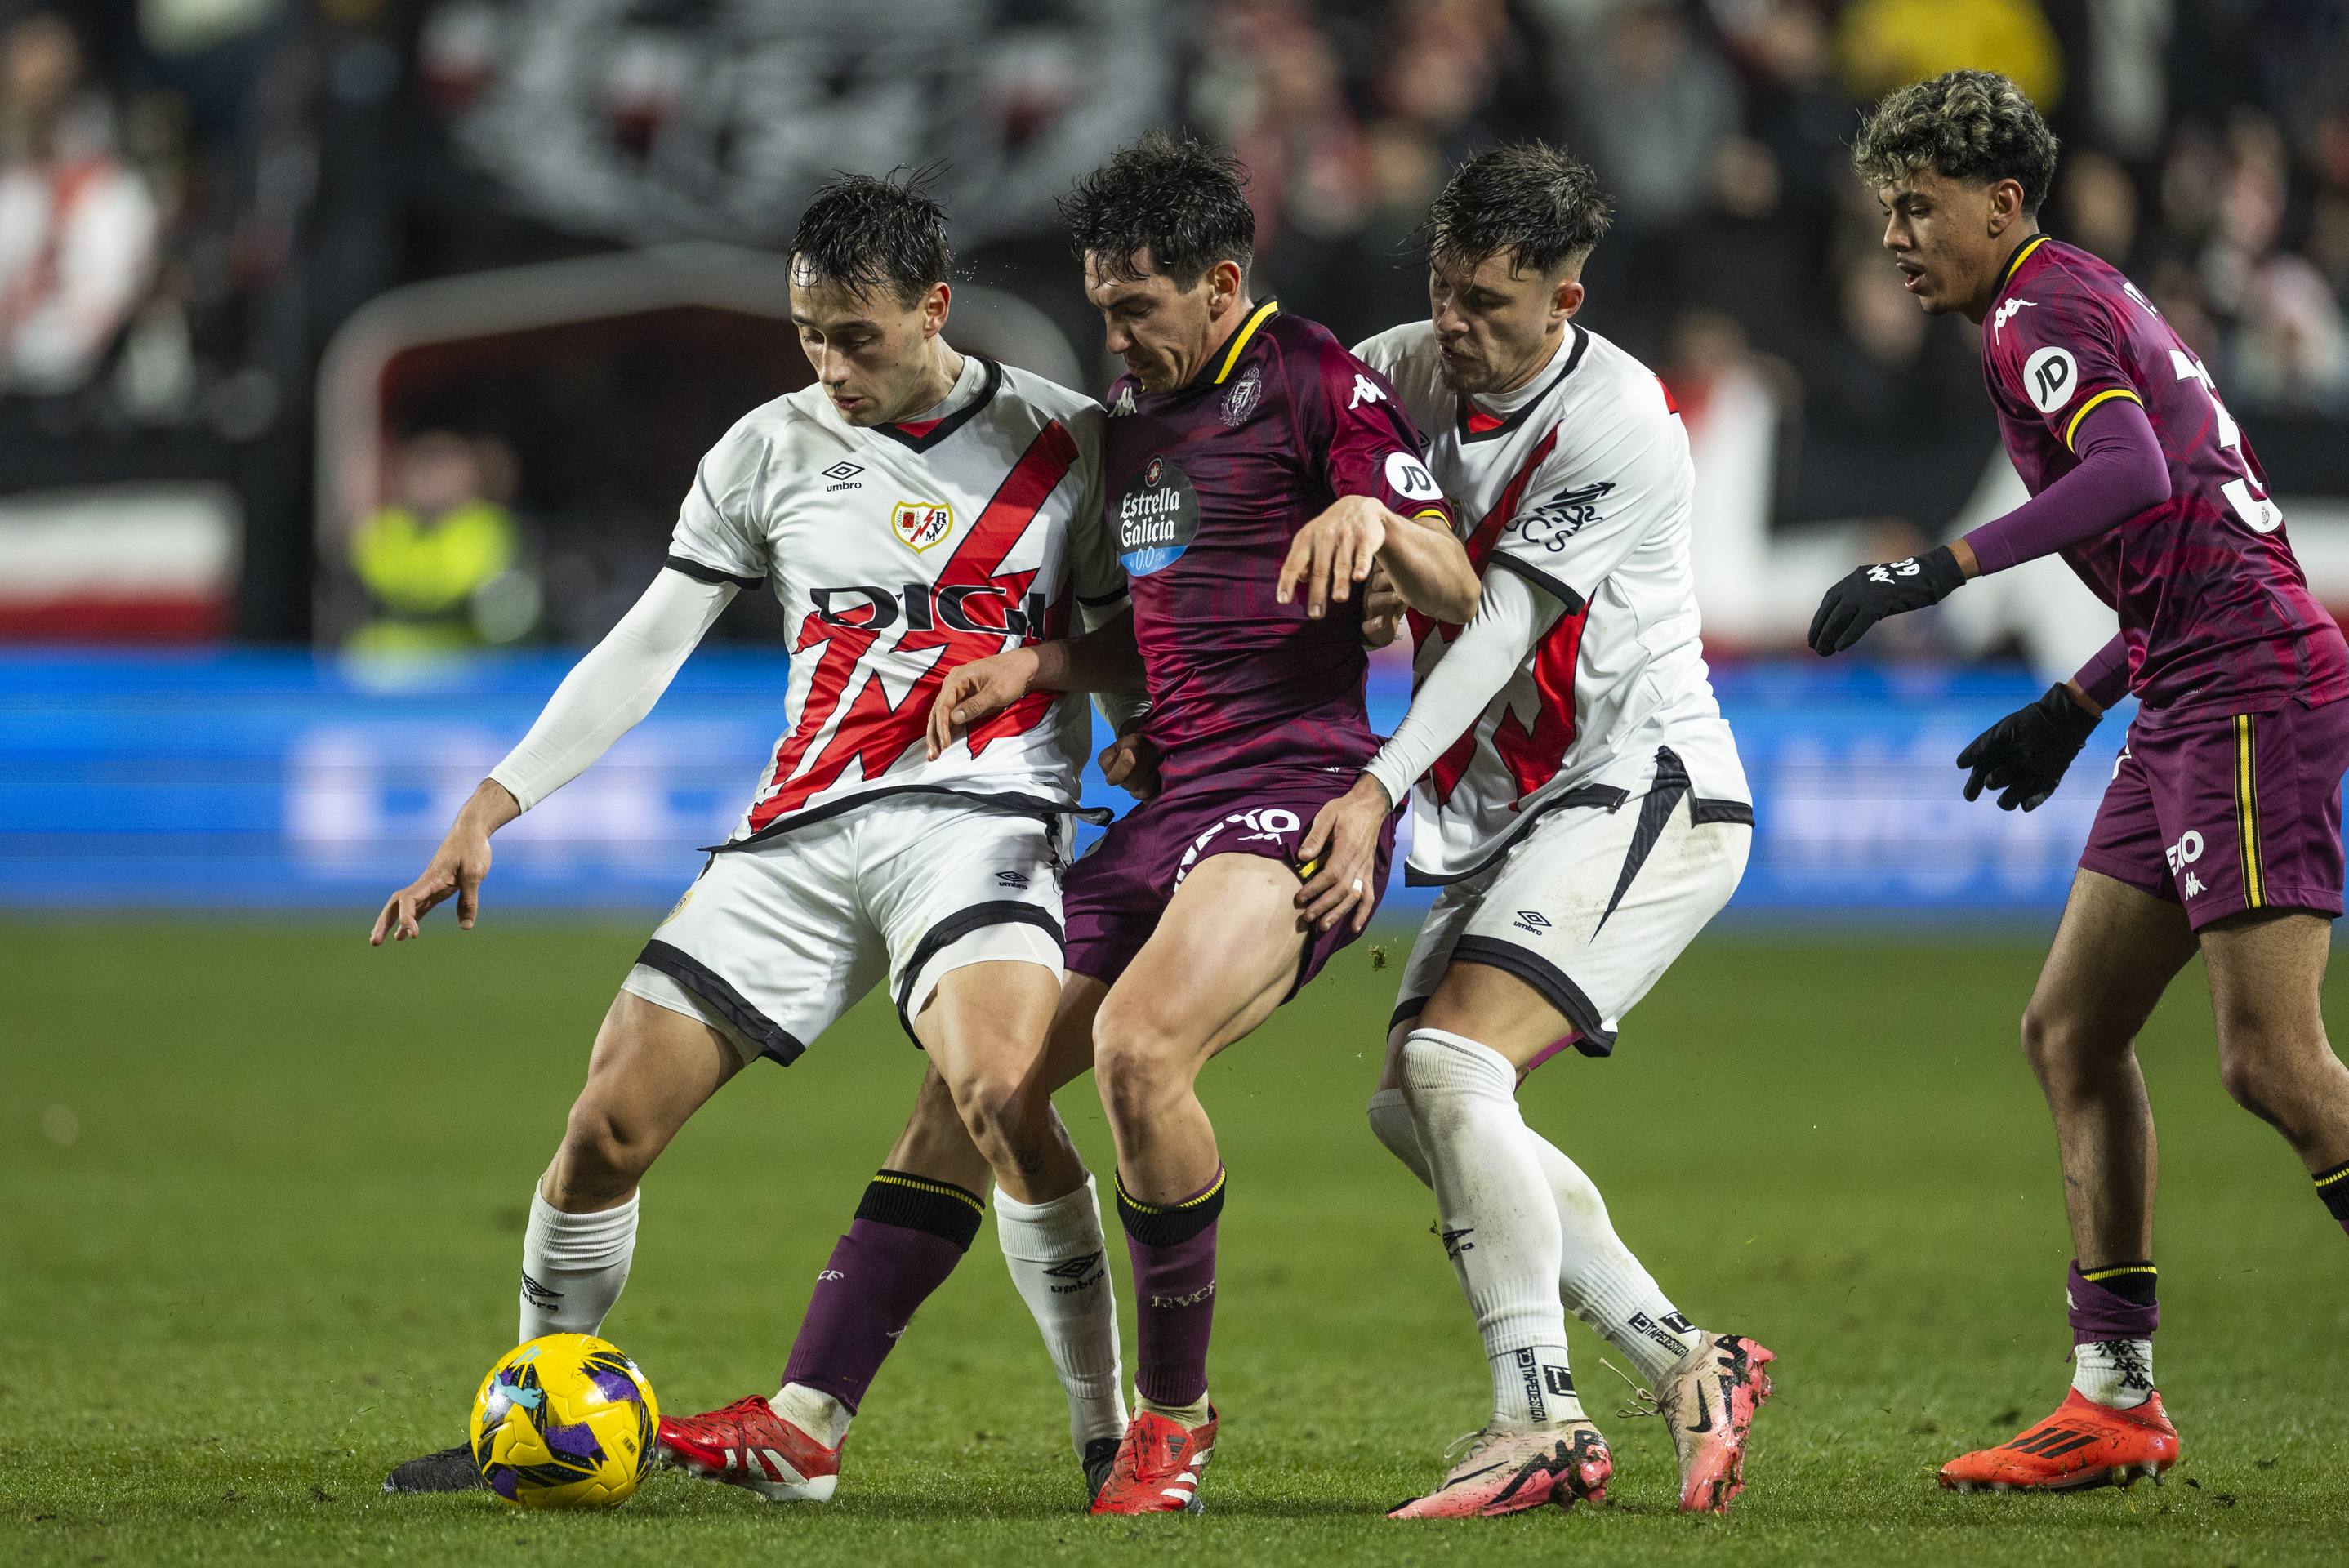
[620,795,1070,1067]
[1392,781,1750,1058]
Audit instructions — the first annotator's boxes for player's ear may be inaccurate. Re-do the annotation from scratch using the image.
[1987,177,2026,238]
[919,282,951,338]
[1552,275,1585,323]
[1208,258,1245,313]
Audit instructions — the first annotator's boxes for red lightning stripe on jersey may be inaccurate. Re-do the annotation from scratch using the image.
[1424,429,1559,806]
[746,421,1079,830]
[1490,603,1589,802]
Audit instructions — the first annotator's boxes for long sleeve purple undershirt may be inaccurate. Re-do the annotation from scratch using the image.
[1961,396,2169,715]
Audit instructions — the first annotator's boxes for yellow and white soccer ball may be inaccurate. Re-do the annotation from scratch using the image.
[467,1334,658,1508]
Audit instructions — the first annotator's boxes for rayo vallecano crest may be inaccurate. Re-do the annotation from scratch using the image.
[891,501,954,552]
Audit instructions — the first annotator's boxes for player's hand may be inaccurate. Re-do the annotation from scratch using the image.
[369,782,515,943]
[1807,545,1965,655]
[1956,682,2102,811]
[928,647,1041,759]
[1360,563,1406,648]
[1295,773,1393,934]
[1097,716,1161,801]
[1277,495,1388,620]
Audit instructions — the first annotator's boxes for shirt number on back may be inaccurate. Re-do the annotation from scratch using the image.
[2169,350,2281,532]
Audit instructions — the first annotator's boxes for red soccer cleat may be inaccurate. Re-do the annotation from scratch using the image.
[657,1394,842,1503]
[1387,1423,1612,1520]
[1940,1389,2180,1493]
[1089,1408,1217,1515]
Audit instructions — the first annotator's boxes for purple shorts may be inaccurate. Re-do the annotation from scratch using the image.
[2081,697,2349,929]
[1062,768,1398,996]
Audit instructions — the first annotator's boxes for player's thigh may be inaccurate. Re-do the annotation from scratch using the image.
[2198,908,2332,1060]
[1420,797,1750,1069]
[2024,869,2199,1062]
[564,989,745,1162]
[916,959,1063,1100]
[623,826,888,1068]
[1379,880,1486,1090]
[1094,851,1312,1076]
[867,800,1071,1051]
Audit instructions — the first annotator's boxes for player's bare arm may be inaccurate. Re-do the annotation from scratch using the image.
[925,609,1144,758]
[1275,495,1476,622]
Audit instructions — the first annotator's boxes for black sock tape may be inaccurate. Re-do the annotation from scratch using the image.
[854,1169,983,1251]
[1116,1169,1225,1250]
[2316,1160,2349,1223]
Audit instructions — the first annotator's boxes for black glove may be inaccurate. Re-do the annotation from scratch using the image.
[1956,684,2102,811]
[1807,545,1967,655]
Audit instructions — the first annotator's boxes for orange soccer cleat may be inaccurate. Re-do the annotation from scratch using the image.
[1939,1389,2181,1493]
[1089,1407,1217,1515]
[657,1394,843,1502]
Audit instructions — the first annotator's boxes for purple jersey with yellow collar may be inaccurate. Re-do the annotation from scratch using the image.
[1982,236,2348,725]
[1103,301,1453,786]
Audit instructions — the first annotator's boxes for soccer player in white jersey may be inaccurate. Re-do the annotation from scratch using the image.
[1296,145,1776,1518]
[372,174,1135,1505]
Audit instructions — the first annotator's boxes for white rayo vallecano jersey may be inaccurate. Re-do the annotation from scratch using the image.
[1354,321,1747,883]
[667,355,1125,846]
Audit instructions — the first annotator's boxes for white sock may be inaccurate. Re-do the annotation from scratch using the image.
[994,1174,1130,1453]
[1399,1028,1583,1429]
[2072,1338,2154,1410]
[770,1382,854,1447]
[518,1188,638,1340]
[1367,1085,1699,1387]
[1527,1135,1705,1387]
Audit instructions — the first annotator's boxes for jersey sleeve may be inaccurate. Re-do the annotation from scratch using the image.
[1062,403,1129,621]
[666,418,773,588]
[1490,393,1685,611]
[1997,284,2145,454]
[1297,337,1455,530]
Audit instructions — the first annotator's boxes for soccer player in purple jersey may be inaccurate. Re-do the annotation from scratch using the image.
[1810,71,2349,1493]
[930,131,1480,1514]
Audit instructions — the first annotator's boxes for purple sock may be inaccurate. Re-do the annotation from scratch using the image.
[779,1170,982,1411]
[2067,1260,2158,1344]
[2316,1160,2349,1236]
[1116,1167,1226,1410]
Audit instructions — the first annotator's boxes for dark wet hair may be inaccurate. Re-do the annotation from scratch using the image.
[1852,69,2061,215]
[1424,141,1613,278]
[1060,131,1255,290]
[790,167,952,308]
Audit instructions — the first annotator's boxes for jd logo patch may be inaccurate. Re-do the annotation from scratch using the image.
[1116,455,1200,577]
[2023,345,2078,413]
[892,501,954,552]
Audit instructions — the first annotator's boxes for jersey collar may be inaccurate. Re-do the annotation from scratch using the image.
[874,355,1002,452]
[1457,324,1585,443]
[1990,234,2050,310]
[1190,298,1279,391]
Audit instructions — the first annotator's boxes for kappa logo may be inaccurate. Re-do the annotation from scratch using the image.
[822,461,864,491]
[1990,296,2035,339]
[892,501,955,552]
[1513,910,1551,934]
[1347,372,1388,410]
[1041,1250,1104,1294]
[1110,384,1137,416]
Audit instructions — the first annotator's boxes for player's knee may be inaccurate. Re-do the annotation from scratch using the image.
[2215,1036,2304,1129]
[947,1060,1040,1152]
[1091,1003,1188,1125]
[560,1097,655,1187]
[2018,999,2115,1086]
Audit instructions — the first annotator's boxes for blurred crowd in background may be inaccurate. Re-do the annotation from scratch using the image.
[4,0,2348,651]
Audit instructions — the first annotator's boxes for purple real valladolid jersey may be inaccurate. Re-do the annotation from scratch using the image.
[1103,301,1454,786]
[1983,237,2349,725]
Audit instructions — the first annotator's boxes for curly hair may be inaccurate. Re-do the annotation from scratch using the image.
[1059,131,1255,289]
[1424,141,1612,276]
[1852,69,2060,214]
[791,167,952,307]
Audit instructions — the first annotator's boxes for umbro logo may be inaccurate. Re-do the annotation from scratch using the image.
[995,870,1032,889]
[822,462,862,482]
[1042,1250,1104,1294]
[519,1272,563,1307]
[1438,1224,1475,1259]
[1513,911,1551,933]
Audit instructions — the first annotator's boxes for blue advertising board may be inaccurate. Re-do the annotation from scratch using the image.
[0,651,2136,915]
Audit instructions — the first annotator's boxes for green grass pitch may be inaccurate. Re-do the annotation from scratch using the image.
[6,915,2347,1566]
